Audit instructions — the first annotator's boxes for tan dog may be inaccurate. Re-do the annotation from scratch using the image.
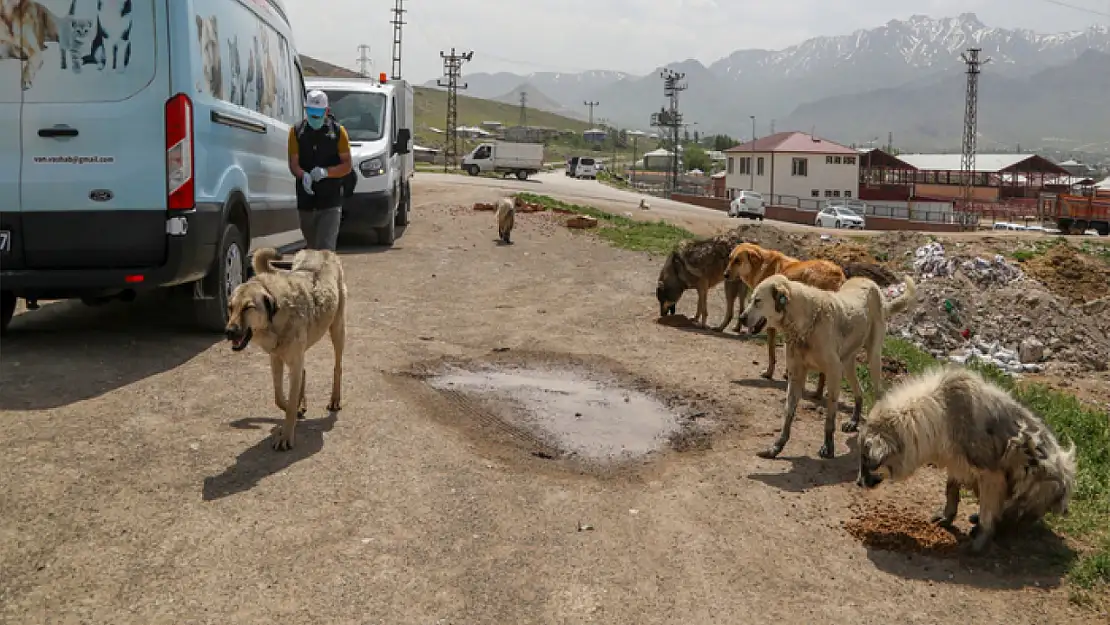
[738,273,916,459]
[656,233,746,328]
[259,29,277,115]
[225,248,347,451]
[496,197,515,244]
[858,366,1076,553]
[725,243,847,395]
[1,0,59,90]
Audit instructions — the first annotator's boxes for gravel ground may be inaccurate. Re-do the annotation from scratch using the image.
[0,176,1104,624]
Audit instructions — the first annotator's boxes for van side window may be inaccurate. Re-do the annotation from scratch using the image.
[391,96,398,143]
[293,65,306,121]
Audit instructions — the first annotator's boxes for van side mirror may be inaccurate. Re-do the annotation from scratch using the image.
[393,128,411,154]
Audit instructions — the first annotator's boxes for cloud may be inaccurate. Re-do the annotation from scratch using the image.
[282,0,1106,82]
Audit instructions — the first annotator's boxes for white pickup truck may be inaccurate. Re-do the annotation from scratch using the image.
[462,142,544,180]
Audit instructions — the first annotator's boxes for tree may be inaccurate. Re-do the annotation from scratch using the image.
[712,134,737,151]
[684,144,711,172]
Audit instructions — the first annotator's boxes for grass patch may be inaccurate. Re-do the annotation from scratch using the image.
[1079,241,1110,265]
[1009,236,1067,262]
[516,192,695,254]
[864,337,1110,596]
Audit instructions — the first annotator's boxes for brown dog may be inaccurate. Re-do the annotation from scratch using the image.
[724,243,848,395]
[656,233,747,329]
[1,0,59,90]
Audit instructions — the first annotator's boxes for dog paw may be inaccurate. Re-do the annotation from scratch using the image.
[270,425,294,451]
[327,399,341,412]
[841,420,859,433]
[818,443,835,459]
[968,513,980,525]
[760,370,774,380]
[930,512,956,526]
[755,445,782,459]
[297,407,307,420]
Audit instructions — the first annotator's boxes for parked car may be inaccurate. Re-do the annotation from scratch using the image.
[815,205,866,229]
[1,0,308,335]
[575,157,598,180]
[727,190,765,220]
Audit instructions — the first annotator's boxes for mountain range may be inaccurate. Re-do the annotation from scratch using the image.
[423,14,1110,152]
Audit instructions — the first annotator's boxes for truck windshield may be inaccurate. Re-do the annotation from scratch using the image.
[324,90,387,142]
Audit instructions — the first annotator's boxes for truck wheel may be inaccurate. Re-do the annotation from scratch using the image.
[1,291,16,336]
[194,223,246,333]
[515,170,529,181]
[395,183,410,227]
[466,165,479,176]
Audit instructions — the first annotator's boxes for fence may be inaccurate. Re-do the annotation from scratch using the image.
[766,194,970,226]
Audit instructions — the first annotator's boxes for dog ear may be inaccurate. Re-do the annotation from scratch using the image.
[772,284,789,313]
[263,294,278,322]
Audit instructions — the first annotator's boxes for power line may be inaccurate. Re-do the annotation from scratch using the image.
[437,48,474,173]
[519,90,528,127]
[652,69,686,198]
[390,0,406,80]
[1035,0,1110,17]
[356,44,372,77]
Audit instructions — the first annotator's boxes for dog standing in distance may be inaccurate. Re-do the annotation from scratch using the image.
[739,273,916,459]
[496,197,515,244]
[857,366,1076,553]
[225,248,347,451]
[656,234,747,328]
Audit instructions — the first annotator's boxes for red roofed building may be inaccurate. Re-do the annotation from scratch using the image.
[723,131,859,204]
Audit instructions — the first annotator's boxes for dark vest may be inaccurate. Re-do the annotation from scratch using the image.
[294,116,344,211]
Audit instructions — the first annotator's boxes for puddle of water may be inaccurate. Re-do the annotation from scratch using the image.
[428,366,680,462]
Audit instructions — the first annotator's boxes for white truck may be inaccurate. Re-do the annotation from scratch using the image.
[305,75,414,246]
[462,142,544,180]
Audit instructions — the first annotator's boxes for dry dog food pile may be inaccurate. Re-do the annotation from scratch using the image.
[845,504,964,555]
[656,314,697,328]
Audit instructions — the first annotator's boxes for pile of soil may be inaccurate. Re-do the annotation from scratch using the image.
[726,224,810,258]
[806,242,881,266]
[1021,244,1110,304]
[845,504,964,555]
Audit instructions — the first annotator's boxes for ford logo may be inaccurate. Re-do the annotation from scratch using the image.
[89,189,113,202]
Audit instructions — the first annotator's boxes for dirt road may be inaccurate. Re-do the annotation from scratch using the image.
[0,176,1101,624]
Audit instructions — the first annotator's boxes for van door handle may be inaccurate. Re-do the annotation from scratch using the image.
[39,127,78,138]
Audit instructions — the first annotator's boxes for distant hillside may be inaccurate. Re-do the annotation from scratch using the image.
[299,55,591,146]
[491,83,586,121]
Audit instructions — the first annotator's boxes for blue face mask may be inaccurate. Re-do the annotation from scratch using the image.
[307,114,325,130]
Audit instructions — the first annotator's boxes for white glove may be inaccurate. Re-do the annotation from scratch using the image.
[301,171,314,195]
[310,166,329,182]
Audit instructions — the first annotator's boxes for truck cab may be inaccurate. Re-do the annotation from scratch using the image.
[304,75,413,246]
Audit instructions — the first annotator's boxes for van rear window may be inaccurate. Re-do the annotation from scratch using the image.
[580,158,595,165]
[21,0,157,103]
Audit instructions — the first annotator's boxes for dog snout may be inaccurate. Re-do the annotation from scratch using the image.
[225,324,242,340]
[738,312,748,326]
[856,471,882,489]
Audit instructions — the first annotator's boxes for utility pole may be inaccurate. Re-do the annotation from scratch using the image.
[656,68,686,197]
[749,115,756,191]
[583,101,599,127]
[356,44,372,77]
[518,90,527,127]
[959,47,990,222]
[887,131,893,153]
[437,48,473,172]
[389,0,405,79]
[770,119,776,134]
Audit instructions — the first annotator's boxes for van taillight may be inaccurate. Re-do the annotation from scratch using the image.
[165,94,194,210]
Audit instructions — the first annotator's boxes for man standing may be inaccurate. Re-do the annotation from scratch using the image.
[287,90,353,250]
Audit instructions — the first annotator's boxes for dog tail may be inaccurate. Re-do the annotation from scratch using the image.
[883,275,916,317]
[252,247,280,275]
[841,262,898,287]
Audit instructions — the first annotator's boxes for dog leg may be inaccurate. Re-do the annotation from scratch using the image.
[819,364,842,458]
[866,334,885,400]
[968,472,1007,553]
[327,317,345,412]
[757,362,805,459]
[841,366,864,433]
[761,328,777,379]
[271,354,286,412]
[271,355,304,451]
[713,279,740,332]
[694,285,708,327]
[930,477,962,526]
[298,371,307,418]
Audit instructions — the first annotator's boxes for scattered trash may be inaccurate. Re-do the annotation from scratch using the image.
[577,522,594,532]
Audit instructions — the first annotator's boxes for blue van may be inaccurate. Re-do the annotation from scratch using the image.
[0,0,307,334]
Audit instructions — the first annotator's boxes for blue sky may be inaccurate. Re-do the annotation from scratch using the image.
[284,0,1110,82]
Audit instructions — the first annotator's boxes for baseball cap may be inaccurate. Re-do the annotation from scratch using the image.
[305,90,328,117]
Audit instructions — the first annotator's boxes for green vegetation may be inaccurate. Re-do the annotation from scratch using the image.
[1009,237,1068,262]
[515,193,694,254]
[866,338,1109,598]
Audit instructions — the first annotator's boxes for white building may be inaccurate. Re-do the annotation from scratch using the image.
[724,131,859,202]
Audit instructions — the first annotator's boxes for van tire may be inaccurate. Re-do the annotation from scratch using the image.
[466,165,479,176]
[1,291,16,336]
[194,223,247,333]
[395,182,410,226]
[515,170,528,181]
[377,216,396,246]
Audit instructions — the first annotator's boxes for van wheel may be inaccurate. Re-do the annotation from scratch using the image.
[834,220,841,229]
[515,170,528,181]
[395,183,411,227]
[377,217,396,246]
[194,223,246,332]
[466,165,479,176]
[1,291,16,336]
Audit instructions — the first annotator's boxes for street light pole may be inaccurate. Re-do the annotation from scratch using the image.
[749,115,756,191]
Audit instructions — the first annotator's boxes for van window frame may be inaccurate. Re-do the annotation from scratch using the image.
[293,64,306,121]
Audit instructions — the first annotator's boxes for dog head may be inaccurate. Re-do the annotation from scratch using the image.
[737,274,789,335]
[725,243,763,284]
[855,422,904,489]
[656,251,686,316]
[1004,428,1077,522]
[225,280,278,352]
[196,15,220,87]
